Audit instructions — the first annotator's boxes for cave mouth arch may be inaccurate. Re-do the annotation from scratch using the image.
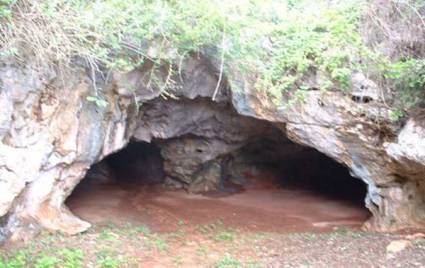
[66,133,370,233]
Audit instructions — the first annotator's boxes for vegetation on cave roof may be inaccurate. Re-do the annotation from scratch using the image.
[0,0,424,111]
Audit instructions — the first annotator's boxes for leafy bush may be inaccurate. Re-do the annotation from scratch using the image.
[0,0,423,108]
[95,250,125,268]
[59,249,84,268]
[0,251,27,268]
[389,109,405,122]
[96,256,123,268]
[97,229,117,241]
[0,0,15,18]
[34,255,59,268]
[383,59,425,108]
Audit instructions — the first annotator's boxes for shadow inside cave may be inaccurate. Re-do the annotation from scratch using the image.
[66,138,371,233]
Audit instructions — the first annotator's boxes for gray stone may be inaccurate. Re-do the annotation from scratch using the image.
[0,43,425,242]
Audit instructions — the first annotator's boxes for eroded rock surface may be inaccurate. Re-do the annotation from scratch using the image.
[135,98,276,190]
[0,48,424,243]
[231,83,425,231]
[0,59,138,243]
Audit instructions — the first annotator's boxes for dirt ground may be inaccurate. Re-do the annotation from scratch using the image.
[2,220,425,267]
[66,171,370,234]
[1,174,425,267]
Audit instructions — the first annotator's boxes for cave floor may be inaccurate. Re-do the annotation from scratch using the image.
[66,171,370,234]
[2,173,425,267]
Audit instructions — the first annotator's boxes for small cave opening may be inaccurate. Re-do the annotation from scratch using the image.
[66,141,166,225]
[67,132,370,234]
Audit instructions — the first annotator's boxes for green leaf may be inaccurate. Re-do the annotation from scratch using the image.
[86,96,109,108]
[389,109,404,123]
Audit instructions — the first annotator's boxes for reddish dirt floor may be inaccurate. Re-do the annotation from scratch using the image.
[4,172,425,268]
[67,171,370,234]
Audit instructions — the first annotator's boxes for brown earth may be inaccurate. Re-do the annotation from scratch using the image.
[2,207,425,268]
[67,171,370,234]
[2,172,425,267]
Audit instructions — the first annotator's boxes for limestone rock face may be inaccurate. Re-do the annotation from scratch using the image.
[386,118,425,166]
[0,60,138,243]
[135,98,274,189]
[231,82,425,231]
[0,48,425,243]
[129,55,275,190]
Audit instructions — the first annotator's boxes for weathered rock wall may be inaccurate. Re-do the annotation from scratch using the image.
[231,78,425,231]
[0,48,424,244]
[0,59,138,243]
[135,98,275,189]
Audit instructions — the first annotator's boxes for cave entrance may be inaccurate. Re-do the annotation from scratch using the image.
[67,136,370,233]
[66,141,166,225]
[233,137,367,207]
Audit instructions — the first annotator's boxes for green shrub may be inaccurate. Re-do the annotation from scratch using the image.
[97,229,117,241]
[0,0,15,18]
[1,251,27,268]
[213,254,241,268]
[59,249,84,268]
[96,255,124,268]
[384,59,425,108]
[0,0,422,108]
[34,255,59,268]
[389,109,405,122]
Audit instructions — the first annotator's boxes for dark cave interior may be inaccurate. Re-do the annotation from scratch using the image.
[70,137,367,209]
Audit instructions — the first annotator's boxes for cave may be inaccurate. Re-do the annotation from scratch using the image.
[67,121,370,233]
[2,0,425,250]
[56,52,375,236]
